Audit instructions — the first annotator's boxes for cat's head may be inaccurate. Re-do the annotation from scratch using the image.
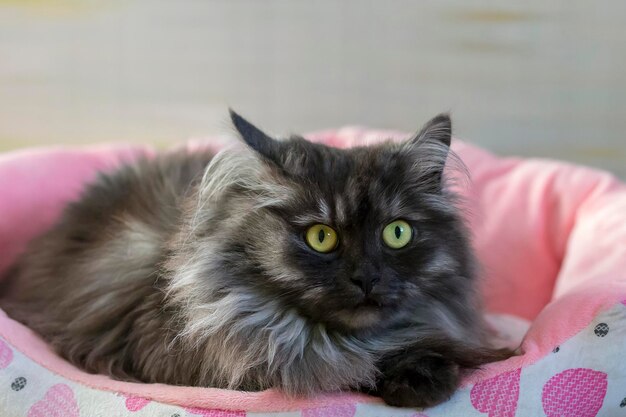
[176,111,476,333]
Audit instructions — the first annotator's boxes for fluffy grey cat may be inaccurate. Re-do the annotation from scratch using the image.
[1,111,508,408]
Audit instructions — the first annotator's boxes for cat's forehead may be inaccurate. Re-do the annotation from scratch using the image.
[286,144,425,227]
[294,185,420,228]
[288,140,402,183]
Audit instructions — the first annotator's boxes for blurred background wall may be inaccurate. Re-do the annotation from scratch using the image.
[0,0,624,177]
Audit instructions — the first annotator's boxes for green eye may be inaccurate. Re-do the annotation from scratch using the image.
[305,224,338,253]
[382,220,412,249]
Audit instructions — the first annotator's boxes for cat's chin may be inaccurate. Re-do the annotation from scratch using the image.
[333,304,385,330]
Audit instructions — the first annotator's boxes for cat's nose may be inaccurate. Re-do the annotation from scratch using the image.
[350,274,380,296]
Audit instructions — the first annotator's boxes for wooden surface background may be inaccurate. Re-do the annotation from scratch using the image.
[1,1,624,177]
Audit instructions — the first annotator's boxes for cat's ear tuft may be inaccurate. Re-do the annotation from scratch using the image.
[229,109,281,163]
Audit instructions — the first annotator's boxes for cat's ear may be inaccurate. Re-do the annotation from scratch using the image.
[407,113,452,150]
[229,109,282,164]
[402,113,453,192]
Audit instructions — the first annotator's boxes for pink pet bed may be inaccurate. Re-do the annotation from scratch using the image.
[1,129,625,417]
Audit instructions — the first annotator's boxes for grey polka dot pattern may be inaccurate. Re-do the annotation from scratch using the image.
[620,397,626,408]
[171,414,181,417]
[10,377,27,391]
[552,346,560,353]
[594,323,609,337]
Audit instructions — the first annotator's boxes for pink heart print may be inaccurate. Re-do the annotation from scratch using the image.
[28,383,79,417]
[125,395,151,411]
[185,407,246,417]
[302,403,357,417]
[0,339,13,369]
[542,368,607,417]
[470,368,521,417]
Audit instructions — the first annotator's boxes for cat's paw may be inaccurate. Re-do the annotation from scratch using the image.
[378,356,459,408]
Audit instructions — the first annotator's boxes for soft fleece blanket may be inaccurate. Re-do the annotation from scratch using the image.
[0,129,625,417]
